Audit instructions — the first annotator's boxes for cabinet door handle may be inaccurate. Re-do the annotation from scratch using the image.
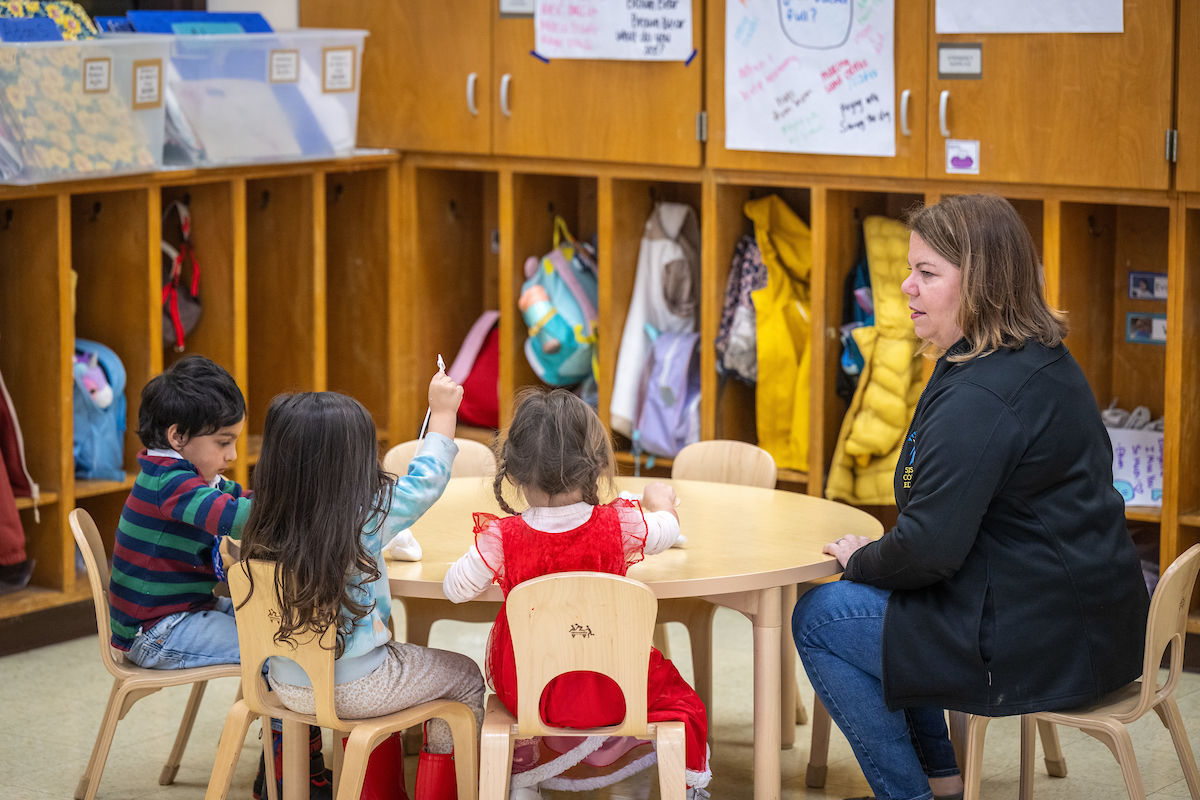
[466,72,478,116]
[900,89,911,136]
[938,90,950,138]
[500,73,512,118]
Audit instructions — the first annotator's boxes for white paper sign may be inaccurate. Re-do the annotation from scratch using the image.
[1108,428,1164,507]
[945,138,979,174]
[535,0,694,61]
[725,0,895,157]
[936,0,1122,33]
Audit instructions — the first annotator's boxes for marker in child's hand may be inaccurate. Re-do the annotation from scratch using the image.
[415,354,446,456]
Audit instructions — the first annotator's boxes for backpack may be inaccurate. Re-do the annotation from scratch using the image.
[162,200,201,352]
[447,311,500,429]
[518,217,599,387]
[73,339,127,482]
[631,325,701,461]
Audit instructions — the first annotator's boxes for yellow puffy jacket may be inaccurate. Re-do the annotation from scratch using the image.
[746,195,811,473]
[826,216,924,505]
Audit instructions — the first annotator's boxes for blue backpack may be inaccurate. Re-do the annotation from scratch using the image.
[73,339,127,482]
[518,217,599,387]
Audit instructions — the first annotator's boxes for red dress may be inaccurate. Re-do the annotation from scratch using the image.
[473,500,710,789]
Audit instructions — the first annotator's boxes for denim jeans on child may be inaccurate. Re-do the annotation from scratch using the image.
[126,596,240,669]
[792,581,960,800]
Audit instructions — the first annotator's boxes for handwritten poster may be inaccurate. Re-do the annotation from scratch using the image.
[936,0,1122,34]
[536,0,694,61]
[725,0,896,157]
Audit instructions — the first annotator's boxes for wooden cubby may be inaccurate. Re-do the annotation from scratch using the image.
[602,177,704,458]
[505,171,598,420]
[325,168,394,438]
[403,165,501,440]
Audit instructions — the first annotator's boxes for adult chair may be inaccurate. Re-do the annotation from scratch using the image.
[69,508,243,800]
[955,543,1200,800]
[205,556,479,800]
[479,571,687,800]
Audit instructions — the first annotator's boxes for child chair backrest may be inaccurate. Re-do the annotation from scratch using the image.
[506,571,657,738]
[382,438,496,478]
[1127,542,1200,721]
[671,440,777,489]
[226,557,349,730]
[69,508,125,675]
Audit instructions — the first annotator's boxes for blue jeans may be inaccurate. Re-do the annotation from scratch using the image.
[126,596,241,669]
[792,581,959,800]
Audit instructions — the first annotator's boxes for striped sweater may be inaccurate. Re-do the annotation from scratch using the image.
[109,451,251,651]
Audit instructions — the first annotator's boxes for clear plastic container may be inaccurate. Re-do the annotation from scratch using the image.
[159,29,368,166]
[0,36,168,184]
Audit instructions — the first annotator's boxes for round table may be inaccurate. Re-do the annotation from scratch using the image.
[388,476,882,800]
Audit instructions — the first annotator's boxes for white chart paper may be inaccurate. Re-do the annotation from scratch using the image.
[936,0,1122,33]
[536,0,694,61]
[725,0,896,157]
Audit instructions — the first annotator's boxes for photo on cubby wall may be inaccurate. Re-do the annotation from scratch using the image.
[1126,312,1167,345]
[1128,270,1167,301]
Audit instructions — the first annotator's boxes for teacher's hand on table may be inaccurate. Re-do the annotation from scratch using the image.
[823,534,873,568]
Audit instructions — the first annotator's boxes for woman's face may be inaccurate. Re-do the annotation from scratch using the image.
[902,232,964,350]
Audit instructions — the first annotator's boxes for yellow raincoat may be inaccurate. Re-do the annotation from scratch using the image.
[746,195,811,473]
[826,216,924,505]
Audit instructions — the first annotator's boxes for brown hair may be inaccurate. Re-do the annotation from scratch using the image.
[492,388,617,515]
[906,194,1068,362]
[238,392,391,657]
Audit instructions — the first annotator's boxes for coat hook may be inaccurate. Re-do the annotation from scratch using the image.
[1,208,11,231]
[547,201,555,215]
[260,190,271,210]
[449,199,459,218]
[181,192,191,207]
[89,201,101,222]
[332,183,344,203]
[1086,215,1106,237]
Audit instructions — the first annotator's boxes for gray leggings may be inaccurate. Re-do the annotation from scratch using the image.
[268,641,485,754]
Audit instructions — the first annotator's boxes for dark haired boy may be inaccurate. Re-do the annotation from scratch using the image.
[109,355,250,666]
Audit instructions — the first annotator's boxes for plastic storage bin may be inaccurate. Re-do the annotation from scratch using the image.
[160,29,367,166]
[0,36,168,184]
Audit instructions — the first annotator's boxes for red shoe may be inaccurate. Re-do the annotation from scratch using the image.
[341,731,409,800]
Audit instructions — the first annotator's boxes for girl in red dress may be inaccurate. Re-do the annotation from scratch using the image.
[443,388,711,800]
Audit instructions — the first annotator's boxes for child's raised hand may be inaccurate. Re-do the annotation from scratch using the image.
[427,371,463,439]
[640,482,679,516]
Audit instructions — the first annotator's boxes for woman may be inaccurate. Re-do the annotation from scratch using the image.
[792,194,1149,800]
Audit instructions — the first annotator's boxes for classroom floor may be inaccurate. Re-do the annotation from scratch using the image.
[4,605,1200,800]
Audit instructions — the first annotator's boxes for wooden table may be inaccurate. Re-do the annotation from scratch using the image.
[388,476,883,800]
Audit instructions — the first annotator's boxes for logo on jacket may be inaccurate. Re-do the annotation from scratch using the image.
[903,432,916,488]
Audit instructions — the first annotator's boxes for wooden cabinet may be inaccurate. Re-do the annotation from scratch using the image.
[928,0,1175,189]
[301,0,703,166]
[1174,2,1200,192]
[300,0,493,155]
[705,0,929,179]
[0,155,401,623]
[492,9,703,166]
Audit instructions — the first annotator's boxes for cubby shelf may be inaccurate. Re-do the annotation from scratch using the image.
[14,493,58,511]
[1125,506,1164,524]
[74,479,136,500]
[1180,510,1200,528]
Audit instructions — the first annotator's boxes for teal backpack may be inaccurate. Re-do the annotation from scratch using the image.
[72,339,126,482]
[517,217,599,387]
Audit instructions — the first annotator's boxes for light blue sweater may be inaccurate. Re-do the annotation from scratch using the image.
[268,434,457,686]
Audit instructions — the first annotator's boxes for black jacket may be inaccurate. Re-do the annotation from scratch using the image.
[843,339,1149,716]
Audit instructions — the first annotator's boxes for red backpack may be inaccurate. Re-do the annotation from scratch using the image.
[447,311,500,430]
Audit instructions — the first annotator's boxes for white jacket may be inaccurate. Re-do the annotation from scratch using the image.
[610,202,701,437]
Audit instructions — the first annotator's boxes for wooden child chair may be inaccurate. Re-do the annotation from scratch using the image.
[955,542,1200,800]
[382,437,496,481]
[68,508,243,800]
[479,571,687,800]
[205,556,479,800]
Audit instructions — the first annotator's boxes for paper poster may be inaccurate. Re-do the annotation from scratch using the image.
[1108,428,1164,506]
[936,0,1122,33]
[536,0,694,61]
[725,0,896,157]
